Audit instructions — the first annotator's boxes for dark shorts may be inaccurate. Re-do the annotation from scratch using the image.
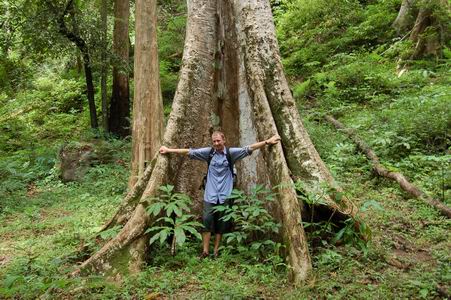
[202,200,233,234]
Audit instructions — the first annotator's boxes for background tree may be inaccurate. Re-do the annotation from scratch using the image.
[392,0,416,35]
[50,0,99,129]
[128,0,164,188]
[409,0,450,59]
[109,0,131,137]
[100,0,109,132]
[392,0,450,59]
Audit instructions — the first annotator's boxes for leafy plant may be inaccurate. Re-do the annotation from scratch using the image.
[331,200,383,256]
[145,185,202,255]
[214,185,283,263]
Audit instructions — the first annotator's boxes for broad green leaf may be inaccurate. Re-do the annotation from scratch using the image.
[159,229,170,245]
[149,232,160,245]
[174,227,186,246]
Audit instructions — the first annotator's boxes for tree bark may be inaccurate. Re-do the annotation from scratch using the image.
[234,0,357,222]
[77,0,357,284]
[56,0,98,129]
[325,115,451,218]
[100,0,108,132]
[128,0,164,189]
[410,0,450,59]
[109,0,131,138]
[392,0,416,35]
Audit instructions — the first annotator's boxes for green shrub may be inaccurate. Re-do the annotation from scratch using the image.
[146,185,202,254]
[364,84,450,157]
[215,186,282,263]
[277,0,399,79]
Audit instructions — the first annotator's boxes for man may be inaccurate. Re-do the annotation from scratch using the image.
[159,131,281,258]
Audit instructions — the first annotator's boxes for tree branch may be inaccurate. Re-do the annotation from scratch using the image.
[325,115,451,218]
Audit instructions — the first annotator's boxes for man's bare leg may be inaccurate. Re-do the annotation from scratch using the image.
[202,232,211,255]
[213,233,222,256]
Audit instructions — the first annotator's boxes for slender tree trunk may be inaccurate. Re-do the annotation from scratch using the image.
[109,0,131,138]
[55,0,98,129]
[76,55,83,76]
[128,0,164,189]
[100,0,108,132]
[77,0,357,285]
[83,53,99,129]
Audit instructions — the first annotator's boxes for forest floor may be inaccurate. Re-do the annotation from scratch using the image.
[1,128,449,299]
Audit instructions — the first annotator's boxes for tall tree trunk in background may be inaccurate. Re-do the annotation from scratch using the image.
[392,0,416,35]
[128,0,164,189]
[109,0,131,138]
[74,0,357,285]
[410,0,449,59]
[100,0,108,132]
[54,0,98,129]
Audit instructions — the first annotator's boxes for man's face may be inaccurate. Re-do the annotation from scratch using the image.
[212,133,225,152]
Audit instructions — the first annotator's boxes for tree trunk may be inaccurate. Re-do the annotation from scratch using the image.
[76,0,357,285]
[109,0,131,138]
[392,0,416,35]
[55,0,98,129]
[410,0,450,59]
[128,0,164,189]
[100,0,108,132]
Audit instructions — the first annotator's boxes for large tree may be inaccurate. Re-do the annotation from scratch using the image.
[74,0,357,285]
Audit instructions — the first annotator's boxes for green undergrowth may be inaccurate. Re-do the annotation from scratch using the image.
[294,60,450,299]
[2,64,450,299]
[0,159,127,298]
[1,138,449,298]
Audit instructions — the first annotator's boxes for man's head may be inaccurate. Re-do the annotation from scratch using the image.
[211,131,226,152]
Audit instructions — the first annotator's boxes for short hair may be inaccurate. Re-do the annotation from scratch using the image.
[211,131,225,140]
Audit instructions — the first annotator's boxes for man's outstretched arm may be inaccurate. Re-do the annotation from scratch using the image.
[159,146,190,155]
[248,134,281,151]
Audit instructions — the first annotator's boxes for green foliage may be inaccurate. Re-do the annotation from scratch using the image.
[145,185,202,248]
[332,217,371,255]
[0,63,86,154]
[0,148,56,199]
[214,186,283,263]
[371,85,450,156]
[0,0,449,298]
[276,0,398,78]
[294,180,377,255]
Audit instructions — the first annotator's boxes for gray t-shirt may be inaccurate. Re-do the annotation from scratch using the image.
[189,147,252,204]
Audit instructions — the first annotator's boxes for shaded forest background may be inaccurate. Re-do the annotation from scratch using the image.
[0,0,449,298]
